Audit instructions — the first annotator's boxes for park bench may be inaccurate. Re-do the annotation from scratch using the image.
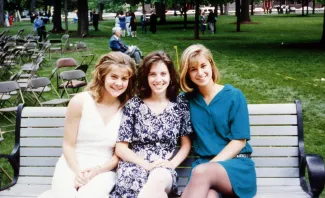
[0,100,324,197]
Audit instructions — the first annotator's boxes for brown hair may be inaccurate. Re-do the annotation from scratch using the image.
[87,52,136,106]
[137,51,180,101]
[180,44,220,92]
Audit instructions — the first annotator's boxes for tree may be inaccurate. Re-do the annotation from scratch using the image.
[77,0,89,36]
[51,0,64,32]
[317,0,325,44]
[240,0,251,23]
[0,0,3,27]
[30,0,37,12]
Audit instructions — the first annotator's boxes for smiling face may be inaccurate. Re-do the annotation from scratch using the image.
[147,61,170,96]
[188,54,214,88]
[104,65,131,98]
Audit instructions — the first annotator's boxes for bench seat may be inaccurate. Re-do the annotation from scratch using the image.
[1,101,324,197]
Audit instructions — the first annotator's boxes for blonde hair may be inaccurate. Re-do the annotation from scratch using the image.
[180,44,220,92]
[87,52,136,106]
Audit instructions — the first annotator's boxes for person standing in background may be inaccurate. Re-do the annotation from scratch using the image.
[141,10,147,34]
[149,11,157,34]
[92,10,99,31]
[119,11,126,37]
[130,12,137,38]
[34,15,46,42]
[125,12,131,37]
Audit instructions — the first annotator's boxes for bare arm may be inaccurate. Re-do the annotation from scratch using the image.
[62,94,84,175]
[170,136,191,169]
[210,139,246,162]
[116,142,151,169]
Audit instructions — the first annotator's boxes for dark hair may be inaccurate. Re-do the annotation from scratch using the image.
[137,51,180,101]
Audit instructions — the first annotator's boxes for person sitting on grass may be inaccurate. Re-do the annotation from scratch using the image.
[109,26,143,66]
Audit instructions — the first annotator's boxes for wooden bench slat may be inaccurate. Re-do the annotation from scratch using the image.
[20,138,62,147]
[248,104,296,115]
[20,147,298,157]
[20,148,62,157]
[257,178,300,186]
[250,137,298,146]
[20,167,54,176]
[0,184,50,197]
[249,115,297,125]
[22,107,67,117]
[20,126,298,137]
[18,177,53,185]
[21,128,64,137]
[176,167,299,177]
[250,126,298,136]
[180,157,298,167]
[252,147,298,157]
[20,157,59,166]
[256,168,299,177]
[21,118,65,127]
[253,157,298,167]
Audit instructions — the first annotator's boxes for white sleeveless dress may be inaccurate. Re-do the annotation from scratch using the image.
[39,92,122,198]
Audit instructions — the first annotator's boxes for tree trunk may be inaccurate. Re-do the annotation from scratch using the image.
[0,0,4,27]
[194,0,200,39]
[251,0,254,15]
[159,2,166,24]
[64,0,68,33]
[312,0,315,14]
[51,0,64,32]
[183,2,187,29]
[98,3,104,20]
[77,0,89,36]
[214,4,219,16]
[224,3,228,15]
[236,0,241,32]
[321,5,325,44]
[240,0,252,23]
[30,0,37,12]
[220,4,224,15]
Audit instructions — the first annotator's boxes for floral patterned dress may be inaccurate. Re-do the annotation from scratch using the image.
[110,95,192,198]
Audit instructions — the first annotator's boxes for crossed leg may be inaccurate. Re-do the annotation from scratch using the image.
[138,168,173,198]
[181,162,236,198]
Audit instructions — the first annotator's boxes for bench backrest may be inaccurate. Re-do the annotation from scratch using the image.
[16,101,304,188]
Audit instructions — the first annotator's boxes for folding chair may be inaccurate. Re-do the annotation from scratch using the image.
[0,81,24,123]
[27,77,70,106]
[59,70,87,98]
[52,58,78,88]
[80,54,95,67]
[49,34,70,59]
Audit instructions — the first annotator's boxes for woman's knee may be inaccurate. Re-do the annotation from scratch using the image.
[207,189,219,198]
[191,163,211,179]
[148,168,172,185]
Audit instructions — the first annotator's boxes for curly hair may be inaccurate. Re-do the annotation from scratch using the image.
[87,52,136,106]
[137,51,180,101]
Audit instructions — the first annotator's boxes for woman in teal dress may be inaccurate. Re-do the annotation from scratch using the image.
[179,44,256,198]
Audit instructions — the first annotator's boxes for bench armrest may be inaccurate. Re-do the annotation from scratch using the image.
[0,151,19,191]
[301,154,325,197]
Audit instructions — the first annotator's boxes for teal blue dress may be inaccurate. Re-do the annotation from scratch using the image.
[188,84,257,198]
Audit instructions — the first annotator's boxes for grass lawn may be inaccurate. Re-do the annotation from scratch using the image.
[1,14,325,196]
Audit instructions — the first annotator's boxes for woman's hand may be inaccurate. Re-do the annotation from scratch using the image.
[82,166,100,181]
[146,159,174,170]
[74,171,88,188]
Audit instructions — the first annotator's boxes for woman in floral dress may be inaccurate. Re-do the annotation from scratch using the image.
[111,51,193,198]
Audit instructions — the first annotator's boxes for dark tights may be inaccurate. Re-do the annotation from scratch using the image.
[181,162,237,198]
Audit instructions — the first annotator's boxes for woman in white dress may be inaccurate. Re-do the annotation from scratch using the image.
[38,52,136,198]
